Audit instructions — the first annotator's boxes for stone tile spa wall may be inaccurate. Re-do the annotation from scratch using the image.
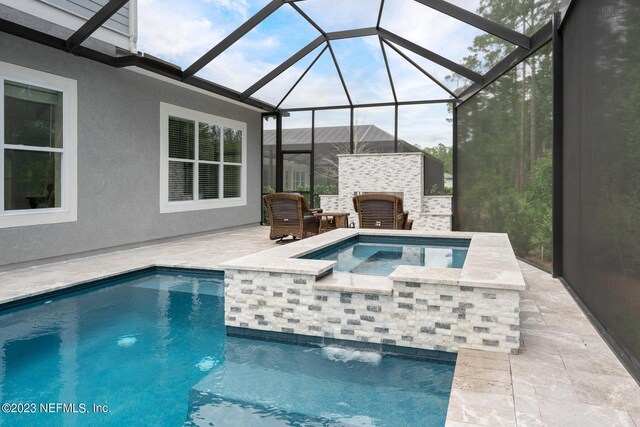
[224,270,521,355]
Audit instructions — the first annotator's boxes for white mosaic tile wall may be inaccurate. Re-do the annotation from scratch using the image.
[319,153,452,231]
[318,195,340,213]
[423,195,453,214]
[225,270,521,354]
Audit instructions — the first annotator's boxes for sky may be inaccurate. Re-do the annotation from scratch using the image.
[136,0,502,148]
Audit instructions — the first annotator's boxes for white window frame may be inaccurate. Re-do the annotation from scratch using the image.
[159,103,247,213]
[0,61,78,229]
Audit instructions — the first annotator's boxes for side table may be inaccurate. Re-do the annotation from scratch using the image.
[315,212,350,234]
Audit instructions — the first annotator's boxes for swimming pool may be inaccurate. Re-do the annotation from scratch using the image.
[0,269,455,426]
[299,235,470,276]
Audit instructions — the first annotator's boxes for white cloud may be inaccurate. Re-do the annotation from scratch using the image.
[380,0,481,66]
[137,1,227,65]
[200,51,277,91]
[210,0,251,20]
[280,71,350,109]
[137,0,307,99]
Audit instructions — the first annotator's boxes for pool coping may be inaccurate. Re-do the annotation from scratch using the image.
[0,266,222,311]
[220,229,526,294]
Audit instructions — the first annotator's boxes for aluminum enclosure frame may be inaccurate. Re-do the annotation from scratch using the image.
[0,0,544,114]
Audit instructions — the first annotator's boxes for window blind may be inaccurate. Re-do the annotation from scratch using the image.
[199,123,220,162]
[163,108,244,207]
[4,81,61,105]
[4,81,63,149]
[168,161,193,201]
[168,117,195,160]
[199,163,219,200]
[223,165,241,198]
[223,128,242,163]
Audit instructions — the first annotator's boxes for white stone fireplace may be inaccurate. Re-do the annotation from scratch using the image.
[319,152,452,231]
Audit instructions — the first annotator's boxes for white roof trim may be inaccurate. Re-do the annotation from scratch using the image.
[125,66,269,113]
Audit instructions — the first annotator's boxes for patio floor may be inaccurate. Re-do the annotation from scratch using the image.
[1,225,638,426]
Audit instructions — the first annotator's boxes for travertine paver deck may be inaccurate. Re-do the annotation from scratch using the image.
[1,225,638,426]
[0,226,276,305]
[446,262,640,427]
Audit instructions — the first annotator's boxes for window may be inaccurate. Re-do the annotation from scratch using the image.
[293,170,306,189]
[160,103,247,213]
[0,62,77,228]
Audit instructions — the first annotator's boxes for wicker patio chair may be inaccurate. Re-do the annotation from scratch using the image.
[263,193,322,241]
[352,194,413,230]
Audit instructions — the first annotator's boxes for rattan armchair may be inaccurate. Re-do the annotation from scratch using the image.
[263,193,322,241]
[352,194,413,230]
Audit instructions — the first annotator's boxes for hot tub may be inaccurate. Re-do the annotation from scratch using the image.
[298,235,470,276]
[222,229,525,355]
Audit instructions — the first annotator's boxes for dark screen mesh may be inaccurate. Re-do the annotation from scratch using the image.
[562,0,640,367]
[424,155,444,194]
[456,44,553,270]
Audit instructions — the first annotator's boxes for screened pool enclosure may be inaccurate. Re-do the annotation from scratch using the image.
[1,0,638,382]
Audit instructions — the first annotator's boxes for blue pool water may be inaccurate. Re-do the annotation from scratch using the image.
[300,236,470,276]
[0,270,455,426]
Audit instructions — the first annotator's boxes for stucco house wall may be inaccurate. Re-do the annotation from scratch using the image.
[0,32,262,268]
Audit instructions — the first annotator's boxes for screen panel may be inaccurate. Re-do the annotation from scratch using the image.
[456,44,553,270]
[562,0,640,370]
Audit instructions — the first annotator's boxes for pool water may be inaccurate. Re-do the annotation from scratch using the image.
[0,270,455,426]
[300,236,470,276]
